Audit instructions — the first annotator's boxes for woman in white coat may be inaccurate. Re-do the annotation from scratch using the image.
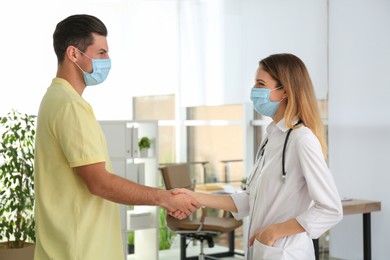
[172,53,343,260]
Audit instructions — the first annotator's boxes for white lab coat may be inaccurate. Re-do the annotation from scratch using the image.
[230,120,343,260]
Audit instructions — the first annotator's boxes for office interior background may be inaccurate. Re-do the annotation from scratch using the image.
[1,0,389,259]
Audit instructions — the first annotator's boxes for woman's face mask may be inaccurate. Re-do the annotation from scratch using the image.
[250,87,283,117]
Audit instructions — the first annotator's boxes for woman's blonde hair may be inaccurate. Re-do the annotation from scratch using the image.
[259,53,327,157]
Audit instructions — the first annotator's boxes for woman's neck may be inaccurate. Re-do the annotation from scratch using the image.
[272,101,287,123]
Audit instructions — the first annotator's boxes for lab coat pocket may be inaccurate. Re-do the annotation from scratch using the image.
[253,239,283,260]
[284,233,315,260]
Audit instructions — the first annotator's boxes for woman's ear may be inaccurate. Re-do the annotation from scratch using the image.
[281,90,288,100]
[276,89,287,103]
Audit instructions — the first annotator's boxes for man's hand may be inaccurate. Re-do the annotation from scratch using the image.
[171,188,196,197]
[161,190,200,220]
[167,188,199,219]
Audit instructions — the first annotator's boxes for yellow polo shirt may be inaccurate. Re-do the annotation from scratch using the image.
[34,78,122,260]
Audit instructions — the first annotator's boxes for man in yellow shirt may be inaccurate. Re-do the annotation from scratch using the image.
[34,14,199,260]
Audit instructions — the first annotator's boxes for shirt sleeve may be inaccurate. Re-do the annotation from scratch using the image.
[295,133,343,239]
[55,100,106,168]
[230,191,250,220]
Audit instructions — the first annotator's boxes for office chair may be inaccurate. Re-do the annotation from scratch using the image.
[160,163,243,260]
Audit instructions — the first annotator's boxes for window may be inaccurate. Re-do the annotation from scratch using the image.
[133,94,177,164]
[186,104,244,184]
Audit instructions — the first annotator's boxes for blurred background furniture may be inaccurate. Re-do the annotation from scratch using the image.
[160,163,243,260]
[313,199,381,260]
[220,159,243,183]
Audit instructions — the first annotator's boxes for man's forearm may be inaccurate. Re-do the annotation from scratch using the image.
[76,162,199,216]
[92,172,166,206]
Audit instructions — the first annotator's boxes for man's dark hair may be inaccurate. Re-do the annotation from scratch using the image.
[53,14,108,63]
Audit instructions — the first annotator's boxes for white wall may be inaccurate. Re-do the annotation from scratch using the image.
[179,0,328,107]
[0,0,179,120]
[240,0,329,101]
[328,1,390,259]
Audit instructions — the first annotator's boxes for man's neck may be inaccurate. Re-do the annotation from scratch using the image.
[56,68,86,95]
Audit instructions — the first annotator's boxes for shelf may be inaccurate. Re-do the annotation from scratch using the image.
[99,120,159,260]
[127,210,155,231]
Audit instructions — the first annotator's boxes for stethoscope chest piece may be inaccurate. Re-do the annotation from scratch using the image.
[249,121,302,186]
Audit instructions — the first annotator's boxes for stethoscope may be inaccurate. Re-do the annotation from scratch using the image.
[247,121,302,186]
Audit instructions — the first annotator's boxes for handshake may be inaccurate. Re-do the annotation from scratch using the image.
[161,188,236,220]
[163,188,201,220]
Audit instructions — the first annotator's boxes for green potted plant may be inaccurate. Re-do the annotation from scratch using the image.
[0,110,36,259]
[127,231,134,254]
[241,177,248,190]
[138,136,151,157]
[159,208,175,250]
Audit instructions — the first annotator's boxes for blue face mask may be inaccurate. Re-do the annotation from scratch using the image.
[250,87,282,117]
[75,50,111,86]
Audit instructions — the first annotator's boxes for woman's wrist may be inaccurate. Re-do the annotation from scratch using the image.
[269,223,282,242]
[271,219,305,241]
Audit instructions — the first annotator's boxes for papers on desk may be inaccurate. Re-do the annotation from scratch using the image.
[341,196,353,201]
[220,185,236,194]
[196,184,224,191]
[196,184,236,194]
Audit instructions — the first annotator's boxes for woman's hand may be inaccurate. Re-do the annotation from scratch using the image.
[171,187,238,213]
[249,219,305,247]
[249,225,277,247]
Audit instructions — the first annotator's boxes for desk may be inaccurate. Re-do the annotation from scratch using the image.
[313,199,381,260]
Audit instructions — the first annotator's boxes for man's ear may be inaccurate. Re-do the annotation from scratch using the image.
[66,46,79,63]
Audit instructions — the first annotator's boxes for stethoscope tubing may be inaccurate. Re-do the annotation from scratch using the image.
[247,121,302,187]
